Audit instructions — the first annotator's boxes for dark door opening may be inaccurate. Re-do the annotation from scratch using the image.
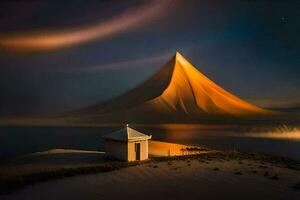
[135,143,141,160]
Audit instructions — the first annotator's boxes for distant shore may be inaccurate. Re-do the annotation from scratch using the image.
[1,116,300,128]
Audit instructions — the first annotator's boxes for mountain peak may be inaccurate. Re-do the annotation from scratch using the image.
[173,51,198,73]
[175,51,182,57]
[174,51,186,62]
[148,52,274,116]
[71,52,276,123]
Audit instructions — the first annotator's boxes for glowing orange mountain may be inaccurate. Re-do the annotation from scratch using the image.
[71,52,274,123]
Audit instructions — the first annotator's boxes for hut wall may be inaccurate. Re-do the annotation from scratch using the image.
[105,140,128,161]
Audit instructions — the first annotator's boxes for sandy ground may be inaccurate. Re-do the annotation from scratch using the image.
[0,140,206,179]
[1,158,300,200]
[0,149,106,180]
[1,141,299,199]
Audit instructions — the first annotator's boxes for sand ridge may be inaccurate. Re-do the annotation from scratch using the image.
[2,158,300,200]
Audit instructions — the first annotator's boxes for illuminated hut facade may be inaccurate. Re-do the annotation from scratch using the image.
[103,125,152,161]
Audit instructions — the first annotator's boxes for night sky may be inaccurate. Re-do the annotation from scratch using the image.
[0,0,299,116]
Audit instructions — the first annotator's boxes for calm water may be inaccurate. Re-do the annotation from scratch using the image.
[0,125,300,161]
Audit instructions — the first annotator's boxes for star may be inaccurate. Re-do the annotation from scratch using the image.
[280,16,288,23]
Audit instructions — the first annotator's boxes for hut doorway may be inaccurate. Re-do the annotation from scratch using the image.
[135,143,141,160]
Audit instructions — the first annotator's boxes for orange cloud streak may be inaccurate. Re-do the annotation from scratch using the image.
[0,1,173,52]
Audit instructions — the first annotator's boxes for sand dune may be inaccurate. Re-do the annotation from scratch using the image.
[1,142,300,199]
[0,52,284,126]
[65,52,275,124]
[2,157,299,200]
[22,149,104,156]
[148,52,271,116]
[0,149,106,180]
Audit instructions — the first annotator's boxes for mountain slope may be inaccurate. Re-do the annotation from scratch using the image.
[147,52,271,116]
[68,52,274,123]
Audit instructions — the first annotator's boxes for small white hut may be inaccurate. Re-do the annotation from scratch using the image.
[103,125,152,161]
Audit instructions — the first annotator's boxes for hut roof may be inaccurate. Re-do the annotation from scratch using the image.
[103,125,152,142]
